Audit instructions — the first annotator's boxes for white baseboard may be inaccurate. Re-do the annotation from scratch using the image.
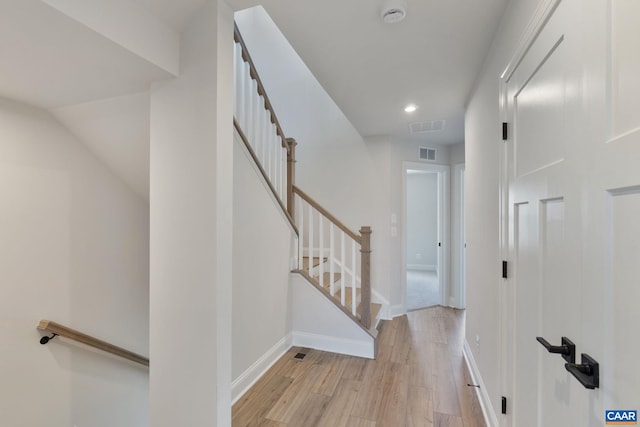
[389,304,405,318]
[463,340,499,427]
[231,333,292,404]
[407,264,437,272]
[291,331,374,359]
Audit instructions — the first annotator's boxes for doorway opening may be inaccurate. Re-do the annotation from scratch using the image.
[402,162,450,312]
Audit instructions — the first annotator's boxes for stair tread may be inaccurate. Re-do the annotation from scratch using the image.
[302,256,327,270]
[332,286,361,309]
[313,272,342,287]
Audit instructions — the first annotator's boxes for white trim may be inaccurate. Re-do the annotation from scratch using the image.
[463,340,499,427]
[452,162,466,309]
[231,333,292,404]
[388,304,405,319]
[291,331,374,359]
[500,0,562,81]
[406,264,437,272]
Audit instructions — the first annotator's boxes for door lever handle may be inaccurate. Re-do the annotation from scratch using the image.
[565,353,599,389]
[536,336,576,364]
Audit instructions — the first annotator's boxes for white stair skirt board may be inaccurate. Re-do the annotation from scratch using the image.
[463,340,498,427]
[292,332,373,360]
[231,333,292,404]
[291,273,375,359]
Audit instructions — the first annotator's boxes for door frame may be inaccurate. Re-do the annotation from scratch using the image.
[498,1,563,425]
[401,161,450,313]
[452,162,466,309]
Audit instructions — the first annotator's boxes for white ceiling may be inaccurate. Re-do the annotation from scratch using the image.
[0,0,506,199]
[227,0,507,145]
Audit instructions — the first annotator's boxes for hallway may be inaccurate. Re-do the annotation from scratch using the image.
[232,306,485,426]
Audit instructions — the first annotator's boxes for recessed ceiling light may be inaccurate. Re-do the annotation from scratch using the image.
[404,104,417,113]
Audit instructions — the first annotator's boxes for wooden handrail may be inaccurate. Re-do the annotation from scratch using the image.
[293,185,362,244]
[234,23,288,148]
[37,320,149,367]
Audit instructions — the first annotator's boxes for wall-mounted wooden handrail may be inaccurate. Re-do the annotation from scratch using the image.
[37,320,149,367]
[293,185,362,244]
[234,23,288,148]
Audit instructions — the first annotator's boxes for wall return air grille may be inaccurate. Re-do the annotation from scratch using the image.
[419,147,436,161]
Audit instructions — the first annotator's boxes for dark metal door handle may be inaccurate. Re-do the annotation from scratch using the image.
[565,353,599,389]
[536,336,576,364]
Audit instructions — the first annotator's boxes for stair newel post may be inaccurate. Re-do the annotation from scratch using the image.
[286,138,297,219]
[360,226,372,329]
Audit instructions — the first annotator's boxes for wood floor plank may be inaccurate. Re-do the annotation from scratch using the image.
[264,361,323,423]
[376,362,410,426]
[312,352,349,396]
[341,356,368,381]
[434,412,464,427]
[406,386,434,427]
[350,360,389,421]
[433,343,463,416]
[232,307,485,427]
[316,379,361,427]
[349,416,377,426]
[232,374,293,427]
[285,392,330,426]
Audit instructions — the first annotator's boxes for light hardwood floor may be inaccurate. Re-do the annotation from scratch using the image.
[232,306,486,427]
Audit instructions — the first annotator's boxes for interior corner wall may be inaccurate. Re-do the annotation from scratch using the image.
[0,97,149,427]
[464,0,543,416]
[231,132,294,399]
[149,1,234,425]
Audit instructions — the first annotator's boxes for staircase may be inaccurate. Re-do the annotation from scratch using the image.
[233,24,381,345]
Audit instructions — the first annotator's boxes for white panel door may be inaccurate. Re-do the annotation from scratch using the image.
[501,0,640,425]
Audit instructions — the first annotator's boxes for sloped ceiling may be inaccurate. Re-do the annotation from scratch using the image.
[228,0,507,144]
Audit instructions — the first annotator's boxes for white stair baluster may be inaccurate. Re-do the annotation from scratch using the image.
[329,223,335,296]
[233,44,239,120]
[265,126,271,183]
[242,62,251,133]
[251,81,259,147]
[298,196,304,270]
[352,239,357,315]
[319,215,324,289]
[340,232,345,306]
[273,135,280,197]
[257,100,265,163]
[281,144,286,200]
[308,203,314,277]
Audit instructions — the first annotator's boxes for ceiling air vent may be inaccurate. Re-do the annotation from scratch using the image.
[419,147,436,161]
[409,119,445,134]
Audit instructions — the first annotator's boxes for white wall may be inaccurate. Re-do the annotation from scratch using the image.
[0,97,149,427]
[464,0,541,418]
[231,131,294,399]
[149,1,234,425]
[235,6,387,304]
[406,172,438,269]
[235,6,464,316]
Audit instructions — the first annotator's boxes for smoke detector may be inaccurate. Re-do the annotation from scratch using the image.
[381,0,407,24]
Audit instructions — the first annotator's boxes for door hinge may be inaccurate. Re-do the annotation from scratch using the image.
[502,122,508,141]
[502,260,508,279]
[502,396,507,414]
